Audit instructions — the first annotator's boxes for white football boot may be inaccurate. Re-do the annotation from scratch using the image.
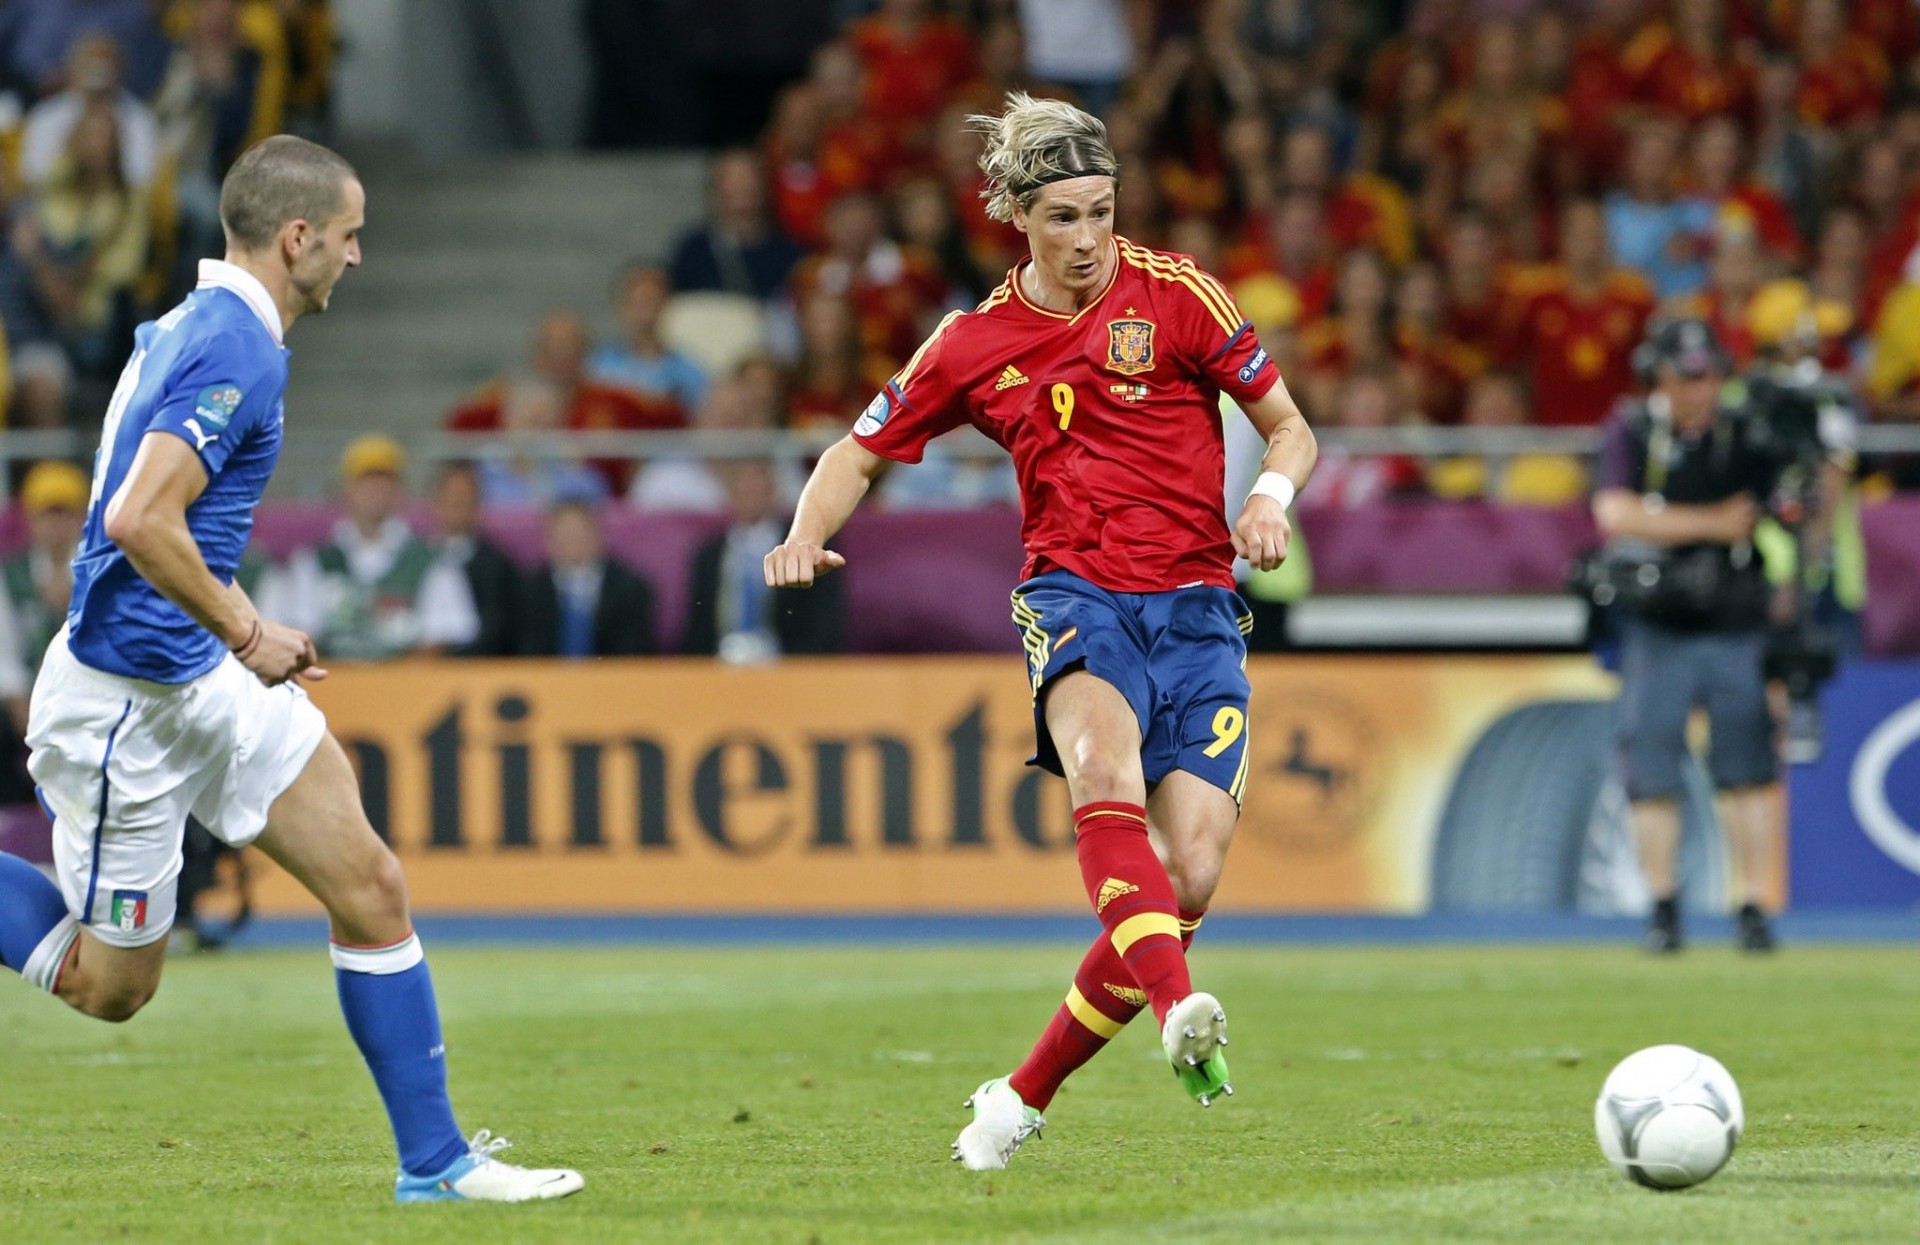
[1161,992,1233,1106]
[394,1130,585,1203]
[951,1077,1044,1170]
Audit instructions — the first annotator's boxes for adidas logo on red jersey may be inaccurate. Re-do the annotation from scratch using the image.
[994,365,1029,391]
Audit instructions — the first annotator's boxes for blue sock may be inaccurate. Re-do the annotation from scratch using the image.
[332,932,468,1176]
[0,850,78,991]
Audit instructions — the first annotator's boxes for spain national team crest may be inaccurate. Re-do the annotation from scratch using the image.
[1105,318,1157,376]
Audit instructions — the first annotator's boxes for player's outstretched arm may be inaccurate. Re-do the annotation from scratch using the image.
[765,435,890,587]
[104,431,323,685]
[1232,374,1317,572]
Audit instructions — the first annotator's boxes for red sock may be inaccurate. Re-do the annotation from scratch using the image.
[1008,934,1143,1111]
[1005,905,1211,1111]
[1072,801,1190,1023]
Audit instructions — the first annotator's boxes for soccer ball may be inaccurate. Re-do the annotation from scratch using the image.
[1593,1044,1743,1190]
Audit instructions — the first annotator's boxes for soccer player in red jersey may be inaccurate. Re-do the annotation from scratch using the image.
[765,93,1317,1170]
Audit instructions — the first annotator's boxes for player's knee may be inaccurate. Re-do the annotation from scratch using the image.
[73,977,159,1024]
[1064,749,1136,805]
[354,844,410,921]
[1164,853,1223,911]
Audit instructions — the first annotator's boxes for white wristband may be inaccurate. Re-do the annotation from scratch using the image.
[1248,471,1295,511]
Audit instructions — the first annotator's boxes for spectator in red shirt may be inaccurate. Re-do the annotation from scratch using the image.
[1430,20,1577,222]
[1668,226,1766,368]
[788,190,950,371]
[1502,198,1655,426]
[1793,0,1890,134]
[1623,0,1755,126]
[1849,137,1920,325]
[930,100,1022,279]
[1439,206,1513,361]
[1365,1,1472,124]
[1223,189,1337,318]
[1277,123,1415,269]
[893,171,993,304]
[803,41,897,205]
[847,0,977,157]
[445,312,681,494]
[1464,146,1555,265]
[1564,0,1648,186]
[1299,247,1397,420]
[1396,259,1488,425]
[786,290,893,432]
[1806,204,1870,364]
[1354,37,1447,205]
[1688,114,1803,265]
[763,83,836,249]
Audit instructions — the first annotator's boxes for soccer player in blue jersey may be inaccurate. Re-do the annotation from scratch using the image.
[0,136,583,1203]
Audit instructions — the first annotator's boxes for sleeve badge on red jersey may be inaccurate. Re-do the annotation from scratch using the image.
[1105,318,1157,376]
[853,388,891,437]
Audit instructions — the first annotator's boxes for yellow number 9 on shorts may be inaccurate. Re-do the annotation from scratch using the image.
[1202,706,1245,758]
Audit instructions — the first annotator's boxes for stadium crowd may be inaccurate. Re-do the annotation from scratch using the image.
[0,0,332,452]
[470,0,1920,513]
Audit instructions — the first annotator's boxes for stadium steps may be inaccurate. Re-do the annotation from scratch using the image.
[282,149,708,461]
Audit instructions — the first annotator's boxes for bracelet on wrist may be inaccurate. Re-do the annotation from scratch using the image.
[231,619,262,660]
[1247,471,1296,511]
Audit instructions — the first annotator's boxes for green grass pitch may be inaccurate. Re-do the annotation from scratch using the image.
[2,942,1916,1244]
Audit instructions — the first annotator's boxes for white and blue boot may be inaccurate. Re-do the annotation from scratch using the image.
[395,1130,585,1203]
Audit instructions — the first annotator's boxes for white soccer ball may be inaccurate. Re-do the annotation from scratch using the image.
[1594,1044,1743,1190]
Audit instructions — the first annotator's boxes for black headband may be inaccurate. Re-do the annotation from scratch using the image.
[1013,166,1113,195]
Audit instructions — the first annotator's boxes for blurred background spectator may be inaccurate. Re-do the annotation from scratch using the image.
[8,97,150,376]
[428,460,523,659]
[447,311,672,494]
[668,147,805,302]
[590,262,709,420]
[258,436,479,660]
[684,459,844,661]
[4,460,87,671]
[21,33,158,193]
[518,500,655,657]
[473,378,613,509]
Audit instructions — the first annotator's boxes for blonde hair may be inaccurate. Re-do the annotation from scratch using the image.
[968,92,1118,223]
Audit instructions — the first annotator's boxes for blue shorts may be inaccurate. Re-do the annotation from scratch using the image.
[1010,570,1254,803]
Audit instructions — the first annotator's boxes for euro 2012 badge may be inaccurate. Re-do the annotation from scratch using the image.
[1106,318,1156,376]
[194,384,244,430]
[853,389,890,437]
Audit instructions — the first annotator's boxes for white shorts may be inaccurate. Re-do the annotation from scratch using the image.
[25,627,328,948]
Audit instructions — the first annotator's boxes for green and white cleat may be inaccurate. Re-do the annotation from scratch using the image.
[1161,992,1233,1107]
[951,1077,1044,1170]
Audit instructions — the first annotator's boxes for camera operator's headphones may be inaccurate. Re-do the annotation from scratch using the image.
[1631,316,1733,387]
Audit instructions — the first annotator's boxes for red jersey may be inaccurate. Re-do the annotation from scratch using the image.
[852,238,1279,592]
[1796,35,1889,129]
[1503,268,1655,427]
[1623,26,1755,124]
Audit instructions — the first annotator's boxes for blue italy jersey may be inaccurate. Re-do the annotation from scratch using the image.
[67,261,289,683]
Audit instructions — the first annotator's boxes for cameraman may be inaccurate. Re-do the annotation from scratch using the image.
[1592,318,1781,954]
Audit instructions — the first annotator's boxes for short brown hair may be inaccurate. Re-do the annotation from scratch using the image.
[219,135,358,251]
